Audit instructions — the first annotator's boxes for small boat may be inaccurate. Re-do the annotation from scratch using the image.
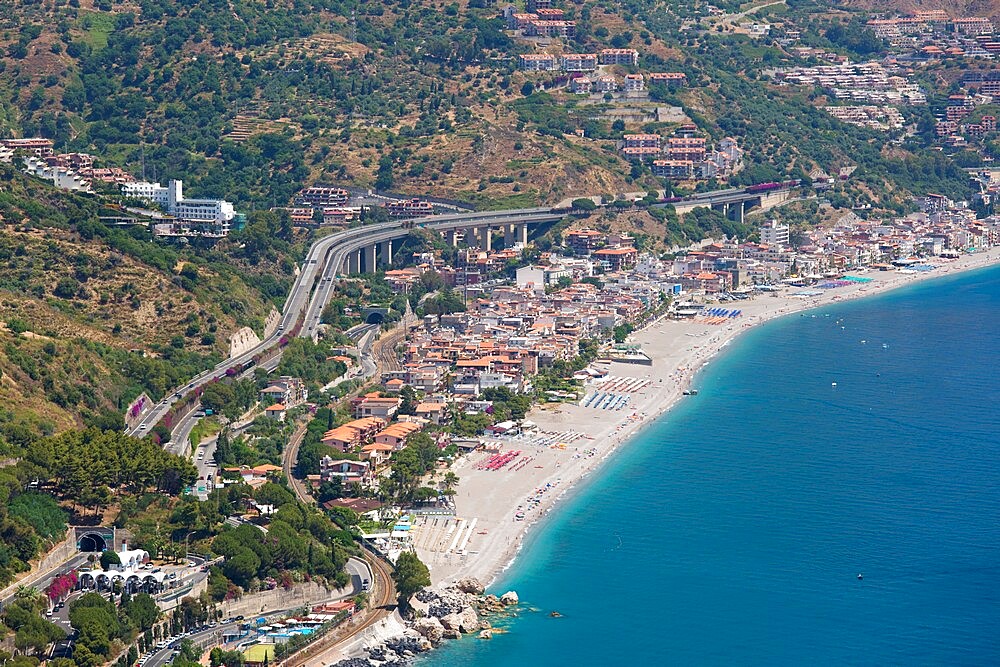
[683,389,699,396]
[857,573,864,580]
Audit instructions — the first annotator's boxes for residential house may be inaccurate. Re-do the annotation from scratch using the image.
[414,402,448,425]
[264,403,286,421]
[319,456,370,485]
[351,393,402,419]
[374,422,424,449]
[259,377,309,407]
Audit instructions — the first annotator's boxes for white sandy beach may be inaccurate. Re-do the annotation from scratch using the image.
[413,249,1000,589]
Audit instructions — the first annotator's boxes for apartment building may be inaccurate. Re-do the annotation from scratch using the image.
[525,20,576,38]
[648,72,687,85]
[295,186,349,207]
[598,48,639,66]
[652,159,694,179]
[561,53,598,72]
[667,137,706,161]
[623,133,661,149]
[519,53,557,71]
[0,138,54,158]
[623,73,645,92]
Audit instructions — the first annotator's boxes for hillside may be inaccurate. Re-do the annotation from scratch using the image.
[834,0,1000,18]
[0,168,281,443]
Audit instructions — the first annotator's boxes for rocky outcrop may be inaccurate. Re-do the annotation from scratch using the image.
[500,591,519,606]
[413,616,445,644]
[478,594,505,613]
[440,606,480,634]
[455,577,485,594]
[349,585,520,665]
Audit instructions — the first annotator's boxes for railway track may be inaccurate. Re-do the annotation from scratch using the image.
[278,547,397,666]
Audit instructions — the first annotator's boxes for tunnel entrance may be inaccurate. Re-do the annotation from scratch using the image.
[78,533,108,552]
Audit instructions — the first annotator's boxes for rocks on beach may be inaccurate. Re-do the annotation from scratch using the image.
[343,584,519,666]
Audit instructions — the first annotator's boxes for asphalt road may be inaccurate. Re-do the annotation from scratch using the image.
[0,553,91,609]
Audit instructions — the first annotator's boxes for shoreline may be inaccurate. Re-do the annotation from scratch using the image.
[412,248,1000,594]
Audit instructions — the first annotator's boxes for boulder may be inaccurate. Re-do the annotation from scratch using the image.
[457,605,481,633]
[413,616,445,644]
[442,627,462,640]
[456,577,485,595]
[500,591,519,606]
[478,594,504,613]
[440,612,464,632]
[479,629,493,640]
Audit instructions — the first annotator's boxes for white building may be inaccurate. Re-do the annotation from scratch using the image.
[22,156,92,193]
[122,179,236,231]
[760,220,790,247]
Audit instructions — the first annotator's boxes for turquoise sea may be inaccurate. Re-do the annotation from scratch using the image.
[420,265,1000,666]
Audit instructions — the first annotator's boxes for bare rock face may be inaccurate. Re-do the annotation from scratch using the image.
[479,629,493,640]
[478,594,505,613]
[440,612,463,633]
[442,627,462,640]
[413,616,445,644]
[500,591,519,606]
[456,577,485,595]
[457,605,481,633]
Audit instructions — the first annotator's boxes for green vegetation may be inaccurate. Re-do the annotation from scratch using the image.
[276,339,348,395]
[209,486,352,593]
[392,551,431,616]
[3,591,66,659]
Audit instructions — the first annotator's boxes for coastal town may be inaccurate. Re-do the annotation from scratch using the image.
[2,0,1000,666]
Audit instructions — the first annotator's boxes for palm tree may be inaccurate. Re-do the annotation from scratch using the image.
[440,472,459,496]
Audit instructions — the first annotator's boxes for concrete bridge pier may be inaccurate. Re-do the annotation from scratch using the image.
[504,224,514,247]
[480,226,492,251]
[379,240,393,267]
[347,249,361,275]
[517,223,528,245]
[364,245,377,273]
[446,230,458,246]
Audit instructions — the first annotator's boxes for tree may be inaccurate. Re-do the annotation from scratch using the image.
[392,551,430,616]
[571,198,597,211]
[398,386,418,416]
[124,593,160,631]
[520,81,534,97]
[99,550,121,570]
[440,472,459,496]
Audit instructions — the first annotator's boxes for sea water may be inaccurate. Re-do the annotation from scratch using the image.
[420,265,1000,666]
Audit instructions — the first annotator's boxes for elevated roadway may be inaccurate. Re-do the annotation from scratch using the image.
[130,208,563,438]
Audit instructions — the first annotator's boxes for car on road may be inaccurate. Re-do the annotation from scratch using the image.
[139,424,147,430]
